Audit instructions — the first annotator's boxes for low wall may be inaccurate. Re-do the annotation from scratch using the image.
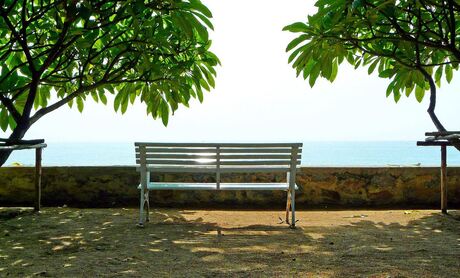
[0,166,459,209]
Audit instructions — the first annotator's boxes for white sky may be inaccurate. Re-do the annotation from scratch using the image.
[3,0,460,142]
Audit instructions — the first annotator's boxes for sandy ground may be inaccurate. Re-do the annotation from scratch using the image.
[0,207,459,277]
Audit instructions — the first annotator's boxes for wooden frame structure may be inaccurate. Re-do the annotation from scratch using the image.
[0,139,46,211]
[135,142,302,227]
[417,131,460,214]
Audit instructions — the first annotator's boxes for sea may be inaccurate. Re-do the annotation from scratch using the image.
[4,141,460,167]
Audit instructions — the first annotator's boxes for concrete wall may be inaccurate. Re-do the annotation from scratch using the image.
[0,166,459,208]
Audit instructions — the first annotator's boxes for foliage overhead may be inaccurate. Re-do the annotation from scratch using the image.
[284,0,460,108]
[0,0,219,135]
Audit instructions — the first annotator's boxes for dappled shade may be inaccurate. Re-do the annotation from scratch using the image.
[1,208,459,276]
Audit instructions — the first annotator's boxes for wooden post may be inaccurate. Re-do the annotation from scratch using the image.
[34,147,42,211]
[289,147,298,228]
[440,145,447,214]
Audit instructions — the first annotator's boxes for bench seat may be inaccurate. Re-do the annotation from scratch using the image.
[138,182,299,190]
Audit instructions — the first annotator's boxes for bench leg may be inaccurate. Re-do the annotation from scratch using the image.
[145,190,150,222]
[290,186,296,228]
[139,187,145,226]
[285,190,291,225]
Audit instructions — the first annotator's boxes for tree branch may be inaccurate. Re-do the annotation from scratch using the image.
[0,94,21,122]
[0,10,36,73]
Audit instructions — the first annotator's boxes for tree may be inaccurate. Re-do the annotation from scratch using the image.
[284,0,459,138]
[0,0,219,166]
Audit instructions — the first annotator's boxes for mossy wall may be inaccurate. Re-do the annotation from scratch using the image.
[0,166,459,208]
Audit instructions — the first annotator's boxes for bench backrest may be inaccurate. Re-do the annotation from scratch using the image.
[135,143,302,174]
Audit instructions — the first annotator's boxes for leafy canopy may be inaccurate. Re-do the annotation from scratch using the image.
[0,0,219,133]
[284,0,460,103]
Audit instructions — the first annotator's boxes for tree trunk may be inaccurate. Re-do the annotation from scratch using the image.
[424,72,446,132]
[0,77,38,167]
[423,70,460,150]
[0,122,31,166]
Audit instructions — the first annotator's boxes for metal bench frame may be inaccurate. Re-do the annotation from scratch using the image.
[135,143,302,227]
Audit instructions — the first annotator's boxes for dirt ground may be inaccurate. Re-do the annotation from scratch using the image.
[0,208,459,277]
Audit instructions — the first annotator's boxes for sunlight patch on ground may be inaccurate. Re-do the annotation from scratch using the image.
[0,208,458,277]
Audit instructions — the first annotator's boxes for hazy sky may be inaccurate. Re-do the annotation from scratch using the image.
[3,0,460,142]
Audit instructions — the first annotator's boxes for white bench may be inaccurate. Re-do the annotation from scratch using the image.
[135,143,302,227]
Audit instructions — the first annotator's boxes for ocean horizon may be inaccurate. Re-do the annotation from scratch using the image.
[4,141,460,167]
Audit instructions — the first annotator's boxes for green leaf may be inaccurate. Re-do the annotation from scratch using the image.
[367,59,379,75]
[113,89,125,112]
[445,65,453,83]
[189,0,213,17]
[121,97,129,114]
[386,81,395,97]
[76,97,84,112]
[405,84,414,97]
[99,92,107,105]
[191,11,214,30]
[415,86,425,102]
[435,66,443,87]
[282,22,308,33]
[321,56,333,79]
[129,92,137,104]
[329,59,338,82]
[286,35,309,52]
[160,102,169,126]
[393,91,401,103]
[379,69,394,78]
[91,91,99,102]
[352,0,364,9]
[309,62,321,87]
[8,115,16,130]
[0,109,9,132]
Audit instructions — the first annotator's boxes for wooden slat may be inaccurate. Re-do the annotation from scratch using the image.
[136,159,301,165]
[0,143,47,150]
[135,148,301,155]
[425,131,460,136]
[220,160,300,165]
[417,141,452,146]
[142,182,296,190]
[136,154,217,159]
[219,148,295,154]
[220,154,301,160]
[220,167,291,172]
[138,159,216,165]
[136,146,301,153]
[135,142,302,147]
[143,166,217,173]
[135,154,301,160]
[136,147,217,153]
[141,166,291,173]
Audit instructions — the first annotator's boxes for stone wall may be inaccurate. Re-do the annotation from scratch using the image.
[0,166,459,208]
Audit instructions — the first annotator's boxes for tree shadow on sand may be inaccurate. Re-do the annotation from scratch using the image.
[0,208,459,277]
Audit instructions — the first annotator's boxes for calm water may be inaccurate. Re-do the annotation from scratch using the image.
[4,141,460,167]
